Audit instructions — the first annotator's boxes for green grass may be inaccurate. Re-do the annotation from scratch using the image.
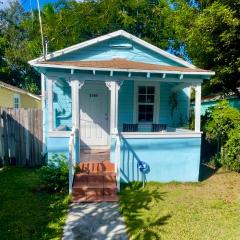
[0,167,69,240]
[119,167,240,240]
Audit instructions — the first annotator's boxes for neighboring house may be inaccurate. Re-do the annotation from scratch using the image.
[29,30,214,197]
[201,94,240,115]
[0,81,41,109]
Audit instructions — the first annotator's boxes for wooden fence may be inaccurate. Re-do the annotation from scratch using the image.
[0,108,43,166]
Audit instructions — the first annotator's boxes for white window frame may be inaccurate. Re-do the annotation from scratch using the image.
[13,93,20,108]
[133,81,160,124]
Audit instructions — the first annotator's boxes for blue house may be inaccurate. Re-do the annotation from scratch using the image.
[29,30,214,201]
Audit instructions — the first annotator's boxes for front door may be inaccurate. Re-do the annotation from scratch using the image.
[79,82,109,148]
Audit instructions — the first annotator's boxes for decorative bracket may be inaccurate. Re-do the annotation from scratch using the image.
[105,81,113,91]
[116,80,124,90]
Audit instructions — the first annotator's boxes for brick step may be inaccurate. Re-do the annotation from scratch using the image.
[72,186,118,203]
[72,160,117,202]
[74,173,116,184]
[78,161,115,173]
[72,195,119,203]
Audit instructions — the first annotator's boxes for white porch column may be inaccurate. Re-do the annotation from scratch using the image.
[194,84,201,132]
[106,80,123,134]
[41,74,47,154]
[70,80,84,129]
[47,78,54,131]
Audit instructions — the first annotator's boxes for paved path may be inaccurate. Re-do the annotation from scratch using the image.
[62,203,128,240]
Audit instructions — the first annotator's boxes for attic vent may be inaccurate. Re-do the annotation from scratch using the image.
[110,43,133,49]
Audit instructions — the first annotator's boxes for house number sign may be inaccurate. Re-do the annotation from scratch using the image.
[89,93,98,98]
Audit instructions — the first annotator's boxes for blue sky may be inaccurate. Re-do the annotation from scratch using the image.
[21,0,58,11]
[0,0,59,10]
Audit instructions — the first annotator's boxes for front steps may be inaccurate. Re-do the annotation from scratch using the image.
[72,160,118,202]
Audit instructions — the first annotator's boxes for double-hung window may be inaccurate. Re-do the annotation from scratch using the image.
[138,86,155,122]
[13,94,20,108]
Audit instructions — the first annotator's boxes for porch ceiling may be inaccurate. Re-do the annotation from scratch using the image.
[35,58,215,76]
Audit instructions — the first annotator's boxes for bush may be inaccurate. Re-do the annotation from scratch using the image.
[204,100,240,172]
[222,129,240,172]
[38,154,69,193]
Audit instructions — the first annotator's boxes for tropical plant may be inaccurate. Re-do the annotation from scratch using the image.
[38,154,69,193]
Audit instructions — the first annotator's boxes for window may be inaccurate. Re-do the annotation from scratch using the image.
[13,94,20,108]
[138,86,155,122]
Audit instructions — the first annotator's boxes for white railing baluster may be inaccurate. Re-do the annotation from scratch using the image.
[68,127,77,194]
[115,133,121,192]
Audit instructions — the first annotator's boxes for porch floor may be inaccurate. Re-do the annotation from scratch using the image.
[72,150,118,202]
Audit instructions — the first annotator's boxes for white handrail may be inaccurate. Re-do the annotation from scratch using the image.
[115,133,121,192]
[68,127,77,194]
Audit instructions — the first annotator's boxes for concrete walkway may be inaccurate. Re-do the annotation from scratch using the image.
[62,203,128,240]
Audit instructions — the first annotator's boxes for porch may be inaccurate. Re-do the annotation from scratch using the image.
[45,73,202,195]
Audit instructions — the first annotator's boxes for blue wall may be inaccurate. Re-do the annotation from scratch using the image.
[118,80,134,130]
[118,81,190,130]
[47,137,70,159]
[52,36,184,67]
[118,137,201,183]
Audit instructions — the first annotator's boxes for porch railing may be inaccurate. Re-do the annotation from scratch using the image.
[68,127,77,194]
[114,132,121,192]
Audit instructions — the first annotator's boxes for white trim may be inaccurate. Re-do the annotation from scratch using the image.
[41,74,47,154]
[45,72,204,84]
[105,81,120,134]
[29,30,197,69]
[194,84,201,132]
[187,87,191,121]
[48,131,71,137]
[120,132,202,139]
[32,63,215,76]
[133,81,160,124]
[47,78,53,131]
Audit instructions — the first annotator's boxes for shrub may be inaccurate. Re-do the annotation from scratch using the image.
[205,100,240,146]
[204,100,240,172]
[222,129,240,172]
[38,154,69,193]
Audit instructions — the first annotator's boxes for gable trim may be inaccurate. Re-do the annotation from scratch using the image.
[29,30,196,69]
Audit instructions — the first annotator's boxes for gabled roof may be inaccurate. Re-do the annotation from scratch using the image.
[0,81,41,100]
[38,59,214,76]
[29,30,196,69]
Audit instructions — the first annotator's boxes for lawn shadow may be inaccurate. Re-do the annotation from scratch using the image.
[0,167,69,240]
[119,182,170,240]
[199,163,216,181]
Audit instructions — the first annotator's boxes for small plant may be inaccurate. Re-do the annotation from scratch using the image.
[38,154,69,193]
[169,92,178,117]
[209,153,221,169]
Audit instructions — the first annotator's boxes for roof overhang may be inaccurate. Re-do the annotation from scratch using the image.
[32,62,215,77]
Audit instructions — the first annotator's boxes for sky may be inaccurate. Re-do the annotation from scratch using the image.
[0,0,59,10]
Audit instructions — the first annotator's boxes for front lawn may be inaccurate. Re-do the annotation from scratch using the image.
[120,166,240,240]
[0,167,69,240]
